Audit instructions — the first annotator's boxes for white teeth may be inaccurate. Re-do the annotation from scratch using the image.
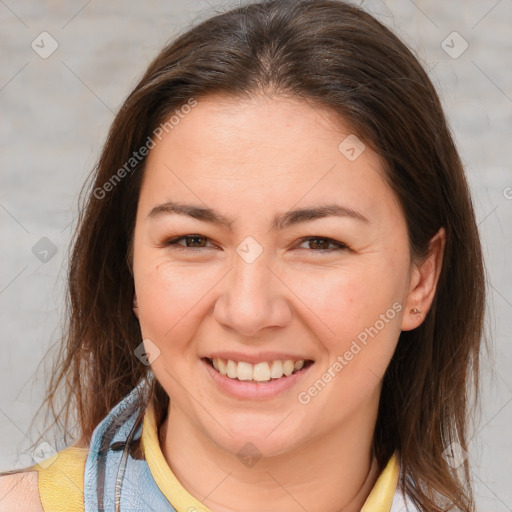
[282,360,295,376]
[237,361,253,381]
[253,362,271,382]
[209,358,307,381]
[226,359,238,379]
[270,360,283,379]
[218,358,227,375]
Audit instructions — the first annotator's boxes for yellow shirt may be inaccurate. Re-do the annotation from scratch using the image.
[31,406,400,512]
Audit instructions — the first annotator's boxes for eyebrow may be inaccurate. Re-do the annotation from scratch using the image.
[146,200,369,232]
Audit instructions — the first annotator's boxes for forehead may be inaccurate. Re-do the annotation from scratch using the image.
[147,93,362,168]
[138,93,399,227]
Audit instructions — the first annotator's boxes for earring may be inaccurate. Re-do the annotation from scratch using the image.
[411,307,421,314]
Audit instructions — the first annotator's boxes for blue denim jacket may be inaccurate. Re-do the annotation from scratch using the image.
[84,379,177,512]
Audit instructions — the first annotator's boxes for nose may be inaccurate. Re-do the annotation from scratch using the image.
[213,248,292,337]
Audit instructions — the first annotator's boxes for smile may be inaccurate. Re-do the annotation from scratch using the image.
[204,357,314,382]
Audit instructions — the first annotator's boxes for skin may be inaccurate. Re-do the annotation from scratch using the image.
[131,93,445,512]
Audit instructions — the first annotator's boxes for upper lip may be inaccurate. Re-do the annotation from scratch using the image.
[202,352,314,365]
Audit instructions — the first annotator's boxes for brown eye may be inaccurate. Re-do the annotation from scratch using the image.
[182,235,207,248]
[164,235,214,249]
[297,237,348,252]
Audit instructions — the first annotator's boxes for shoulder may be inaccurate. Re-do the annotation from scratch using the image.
[0,444,89,512]
[34,445,89,511]
[0,470,43,512]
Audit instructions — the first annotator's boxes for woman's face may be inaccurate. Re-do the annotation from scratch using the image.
[132,94,423,457]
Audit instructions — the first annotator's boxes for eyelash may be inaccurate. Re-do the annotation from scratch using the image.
[162,235,349,253]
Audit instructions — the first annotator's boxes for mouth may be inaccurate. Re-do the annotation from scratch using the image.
[202,357,315,383]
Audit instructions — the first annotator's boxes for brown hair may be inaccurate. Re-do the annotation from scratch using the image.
[25,1,485,510]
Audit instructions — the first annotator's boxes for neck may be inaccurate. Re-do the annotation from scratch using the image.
[158,404,381,512]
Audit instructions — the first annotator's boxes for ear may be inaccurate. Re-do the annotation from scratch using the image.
[132,293,139,319]
[401,227,446,331]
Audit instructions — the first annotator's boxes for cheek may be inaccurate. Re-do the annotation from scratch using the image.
[297,262,403,335]
[298,259,406,384]
[134,251,220,342]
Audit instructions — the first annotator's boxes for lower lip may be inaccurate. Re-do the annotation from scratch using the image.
[202,359,313,400]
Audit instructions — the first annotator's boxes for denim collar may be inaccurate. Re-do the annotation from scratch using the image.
[84,378,177,512]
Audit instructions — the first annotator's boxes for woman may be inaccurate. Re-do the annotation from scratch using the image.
[0,1,485,511]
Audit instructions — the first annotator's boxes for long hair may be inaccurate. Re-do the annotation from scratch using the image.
[26,2,485,510]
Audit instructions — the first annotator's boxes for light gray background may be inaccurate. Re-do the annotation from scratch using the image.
[0,0,511,510]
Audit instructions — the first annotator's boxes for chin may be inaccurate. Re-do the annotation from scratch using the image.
[199,413,307,460]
